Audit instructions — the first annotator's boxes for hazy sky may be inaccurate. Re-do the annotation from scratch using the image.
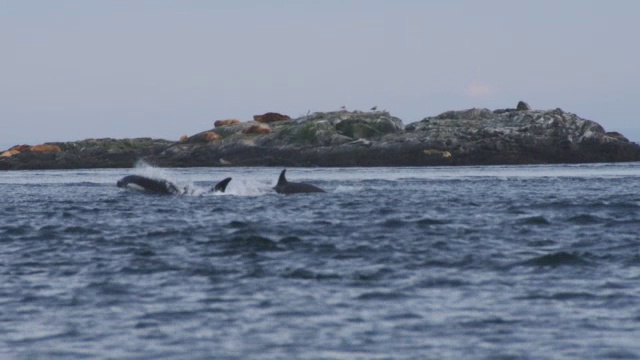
[2,0,639,151]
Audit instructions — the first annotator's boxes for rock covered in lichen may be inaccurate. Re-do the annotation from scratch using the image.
[403,107,636,164]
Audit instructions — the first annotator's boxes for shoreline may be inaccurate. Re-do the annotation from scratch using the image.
[3,104,640,171]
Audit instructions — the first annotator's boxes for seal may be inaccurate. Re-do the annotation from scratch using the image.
[273,169,325,194]
[117,175,231,195]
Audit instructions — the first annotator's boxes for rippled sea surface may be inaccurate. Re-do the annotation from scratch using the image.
[1,164,640,359]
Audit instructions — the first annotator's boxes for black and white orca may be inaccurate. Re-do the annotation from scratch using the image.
[117,175,231,195]
[273,169,325,194]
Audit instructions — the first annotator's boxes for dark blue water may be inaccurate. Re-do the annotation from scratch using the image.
[1,164,640,359]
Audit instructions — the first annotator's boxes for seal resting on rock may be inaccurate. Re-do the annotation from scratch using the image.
[214,119,241,128]
[30,144,62,153]
[516,101,531,111]
[202,131,222,142]
[253,112,290,123]
[242,124,272,135]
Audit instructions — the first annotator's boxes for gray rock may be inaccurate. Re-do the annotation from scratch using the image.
[2,106,639,170]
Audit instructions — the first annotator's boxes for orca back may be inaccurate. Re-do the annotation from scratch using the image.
[274,169,325,194]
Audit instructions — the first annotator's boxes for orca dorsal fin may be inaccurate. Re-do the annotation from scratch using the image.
[277,169,288,187]
[213,177,232,193]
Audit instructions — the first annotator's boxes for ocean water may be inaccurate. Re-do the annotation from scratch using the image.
[1,163,639,359]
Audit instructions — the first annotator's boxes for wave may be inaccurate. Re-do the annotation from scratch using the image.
[415,217,449,226]
[372,217,450,228]
[356,290,407,301]
[516,291,598,301]
[283,268,341,281]
[624,254,640,267]
[379,218,407,228]
[1,224,34,236]
[419,254,478,269]
[523,252,591,267]
[85,280,131,296]
[565,214,607,225]
[417,277,470,288]
[227,235,282,252]
[516,215,551,225]
[63,226,102,235]
[350,267,395,283]
[460,317,522,328]
[120,257,180,275]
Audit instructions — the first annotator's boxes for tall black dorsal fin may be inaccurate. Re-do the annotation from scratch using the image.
[213,177,232,193]
[277,169,288,187]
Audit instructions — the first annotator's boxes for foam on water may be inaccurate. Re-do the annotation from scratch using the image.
[333,185,364,193]
[129,162,271,196]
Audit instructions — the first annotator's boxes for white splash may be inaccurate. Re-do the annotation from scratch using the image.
[334,185,363,193]
[132,162,273,196]
[212,179,271,197]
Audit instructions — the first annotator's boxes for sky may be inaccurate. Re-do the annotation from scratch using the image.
[2,0,640,151]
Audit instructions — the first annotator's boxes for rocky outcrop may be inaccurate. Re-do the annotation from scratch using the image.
[143,106,640,167]
[253,112,290,123]
[0,138,172,170]
[2,104,639,170]
[403,107,640,165]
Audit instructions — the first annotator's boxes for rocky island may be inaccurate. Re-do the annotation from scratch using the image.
[2,102,639,170]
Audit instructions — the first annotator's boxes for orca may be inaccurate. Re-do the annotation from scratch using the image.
[117,175,231,195]
[273,169,325,194]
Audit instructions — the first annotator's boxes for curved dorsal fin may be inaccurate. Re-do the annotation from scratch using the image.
[277,169,288,187]
[213,177,232,193]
